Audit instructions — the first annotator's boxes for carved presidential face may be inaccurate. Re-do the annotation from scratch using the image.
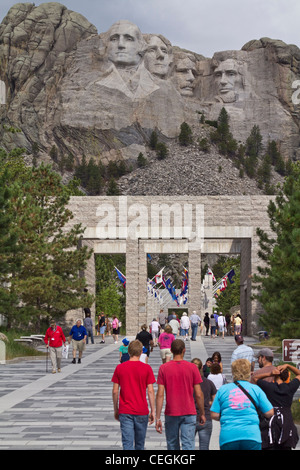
[174,57,196,96]
[106,21,144,67]
[213,59,243,102]
[144,36,171,78]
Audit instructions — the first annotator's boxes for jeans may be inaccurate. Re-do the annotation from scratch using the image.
[221,440,261,450]
[195,419,212,450]
[119,414,148,450]
[86,328,94,344]
[191,323,198,340]
[165,415,196,450]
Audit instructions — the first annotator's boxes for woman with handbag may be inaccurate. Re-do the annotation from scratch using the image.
[210,359,274,450]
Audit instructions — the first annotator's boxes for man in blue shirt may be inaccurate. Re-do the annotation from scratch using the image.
[231,335,255,371]
[69,319,87,364]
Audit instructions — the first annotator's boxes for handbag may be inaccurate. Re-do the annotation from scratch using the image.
[234,381,270,431]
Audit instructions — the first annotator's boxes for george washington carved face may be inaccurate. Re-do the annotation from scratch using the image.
[105,20,145,67]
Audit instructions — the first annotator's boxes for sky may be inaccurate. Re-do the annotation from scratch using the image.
[0,0,299,58]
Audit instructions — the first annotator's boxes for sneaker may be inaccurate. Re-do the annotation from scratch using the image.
[52,370,56,374]
[78,358,81,364]
[72,358,76,364]
[100,340,105,344]
[57,369,61,373]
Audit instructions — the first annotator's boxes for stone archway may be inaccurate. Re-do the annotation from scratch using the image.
[65,195,274,335]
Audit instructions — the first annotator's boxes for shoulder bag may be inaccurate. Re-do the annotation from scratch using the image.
[234,380,270,431]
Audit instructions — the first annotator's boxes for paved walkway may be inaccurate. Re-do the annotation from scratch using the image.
[0,333,298,450]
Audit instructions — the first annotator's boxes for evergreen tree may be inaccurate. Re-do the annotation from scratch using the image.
[7,163,94,329]
[178,122,193,146]
[0,172,21,325]
[106,177,120,195]
[253,162,300,338]
[210,107,237,156]
[149,131,158,150]
[156,142,168,160]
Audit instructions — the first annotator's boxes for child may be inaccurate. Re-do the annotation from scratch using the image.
[140,346,148,363]
[119,338,130,363]
[207,362,227,390]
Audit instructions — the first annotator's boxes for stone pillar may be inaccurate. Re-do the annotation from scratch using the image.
[188,248,202,316]
[126,239,139,335]
[138,241,148,329]
[240,238,252,335]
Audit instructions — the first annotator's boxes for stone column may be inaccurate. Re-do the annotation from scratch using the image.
[188,248,202,316]
[138,241,148,329]
[126,239,139,335]
[240,238,252,335]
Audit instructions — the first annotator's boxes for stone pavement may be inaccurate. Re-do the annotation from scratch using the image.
[0,333,299,450]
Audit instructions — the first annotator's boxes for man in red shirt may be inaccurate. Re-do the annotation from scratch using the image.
[111,339,156,450]
[155,338,206,450]
[44,320,66,373]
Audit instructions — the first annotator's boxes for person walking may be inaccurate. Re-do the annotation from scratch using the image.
[203,312,210,336]
[136,324,154,362]
[210,359,274,450]
[150,317,160,346]
[231,335,255,371]
[68,319,87,364]
[98,312,107,344]
[210,314,216,338]
[234,314,243,335]
[168,316,180,338]
[155,339,206,450]
[180,312,190,341]
[253,363,300,450]
[217,312,226,339]
[83,311,94,344]
[112,316,120,344]
[44,320,66,373]
[158,309,167,330]
[158,325,175,363]
[190,311,201,341]
[119,338,130,363]
[191,358,217,450]
[111,339,156,450]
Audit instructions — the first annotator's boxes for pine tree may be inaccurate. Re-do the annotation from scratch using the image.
[178,122,193,146]
[253,162,300,338]
[0,171,21,325]
[7,163,94,329]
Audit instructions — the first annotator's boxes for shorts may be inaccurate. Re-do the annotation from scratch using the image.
[100,326,106,334]
[160,348,172,360]
[72,339,85,352]
[152,331,159,339]
[113,328,120,335]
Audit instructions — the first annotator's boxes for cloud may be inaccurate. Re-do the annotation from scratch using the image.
[0,0,299,57]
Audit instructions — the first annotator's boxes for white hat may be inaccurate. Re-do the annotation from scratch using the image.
[182,312,187,316]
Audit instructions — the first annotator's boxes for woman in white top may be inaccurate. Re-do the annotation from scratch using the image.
[150,318,160,346]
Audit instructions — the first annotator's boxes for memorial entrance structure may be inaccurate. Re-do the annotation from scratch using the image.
[66,195,274,336]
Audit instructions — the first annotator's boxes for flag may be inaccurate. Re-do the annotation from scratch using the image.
[207,267,216,282]
[154,268,164,284]
[115,266,126,288]
[227,269,236,284]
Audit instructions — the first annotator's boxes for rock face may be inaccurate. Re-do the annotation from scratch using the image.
[0,3,299,166]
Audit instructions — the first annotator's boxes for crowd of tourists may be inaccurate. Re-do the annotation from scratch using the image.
[43,311,300,451]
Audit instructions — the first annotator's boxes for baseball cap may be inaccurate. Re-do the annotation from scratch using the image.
[256,348,274,358]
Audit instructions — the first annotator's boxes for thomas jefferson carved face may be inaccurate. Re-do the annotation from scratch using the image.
[213,59,243,102]
[106,21,144,67]
[144,36,171,78]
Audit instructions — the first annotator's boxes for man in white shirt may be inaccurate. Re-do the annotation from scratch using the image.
[180,312,190,341]
[217,312,226,339]
[231,335,255,371]
[189,311,201,341]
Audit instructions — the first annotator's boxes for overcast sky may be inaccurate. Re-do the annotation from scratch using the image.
[0,0,299,57]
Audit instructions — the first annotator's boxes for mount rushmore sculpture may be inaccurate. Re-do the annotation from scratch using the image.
[0,2,299,165]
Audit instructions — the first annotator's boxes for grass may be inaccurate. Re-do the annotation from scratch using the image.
[0,328,46,361]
